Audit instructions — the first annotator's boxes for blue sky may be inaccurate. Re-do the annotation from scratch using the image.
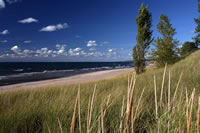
[0,0,198,62]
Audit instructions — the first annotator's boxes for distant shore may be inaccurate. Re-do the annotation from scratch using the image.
[0,68,134,93]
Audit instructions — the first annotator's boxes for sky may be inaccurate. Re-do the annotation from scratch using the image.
[0,0,198,62]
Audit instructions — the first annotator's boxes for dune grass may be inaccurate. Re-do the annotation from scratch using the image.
[0,50,200,133]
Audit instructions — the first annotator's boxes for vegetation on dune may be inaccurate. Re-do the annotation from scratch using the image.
[179,41,198,57]
[0,50,200,132]
[133,3,153,74]
[1,0,200,132]
[153,14,179,67]
[194,0,200,47]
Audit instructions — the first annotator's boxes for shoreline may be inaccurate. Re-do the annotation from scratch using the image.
[0,68,134,93]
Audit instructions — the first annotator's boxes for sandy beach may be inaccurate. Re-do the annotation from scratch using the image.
[0,68,133,93]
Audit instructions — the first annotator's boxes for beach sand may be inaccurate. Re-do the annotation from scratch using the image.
[0,68,134,93]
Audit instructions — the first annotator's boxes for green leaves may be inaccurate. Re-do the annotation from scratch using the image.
[179,42,198,57]
[153,14,178,67]
[133,3,153,74]
[193,0,200,46]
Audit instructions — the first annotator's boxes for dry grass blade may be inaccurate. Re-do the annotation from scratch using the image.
[154,75,160,133]
[133,87,145,122]
[154,75,158,119]
[98,118,101,133]
[70,93,78,133]
[58,118,64,133]
[103,94,111,117]
[46,122,51,133]
[89,85,96,126]
[87,86,96,133]
[120,96,125,133]
[172,72,183,106]
[186,87,189,119]
[127,73,134,110]
[106,94,111,106]
[131,107,134,133]
[87,96,91,133]
[168,70,171,133]
[197,97,200,133]
[127,74,130,111]
[126,74,136,133]
[179,120,181,133]
[160,63,167,107]
[78,87,82,133]
[187,88,195,133]
[101,104,105,133]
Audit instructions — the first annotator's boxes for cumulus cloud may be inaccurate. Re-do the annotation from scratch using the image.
[0,29,9,35]
[18,18,38,24]
[35,48,53,57]
[56,44,67,55]
[4,44,123,60]
[0,0,5,8]
[24,40,32,43]
[11,45,21,54]
[74,48,81,52]
[40,23,69,32]
[8,44,69,58]
[108,48,113,52]
[68,48,83,56]
[89,47,96,51]
[87,40,97,47]
[1,40,7,43]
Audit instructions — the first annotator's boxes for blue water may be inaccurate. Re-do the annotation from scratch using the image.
[0,62,133,86]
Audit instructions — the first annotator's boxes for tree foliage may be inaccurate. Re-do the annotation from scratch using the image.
[179,41,198,57]
[133,3,153,74]
[153,14,179,67]
[194,0,200,47]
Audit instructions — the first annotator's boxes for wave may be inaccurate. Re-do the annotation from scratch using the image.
[13,69,24,72]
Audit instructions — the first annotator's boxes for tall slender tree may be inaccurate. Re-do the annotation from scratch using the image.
[133,3,153,74]
[133,45,140,74]
[153,14,178,66]
[194,0,200,47]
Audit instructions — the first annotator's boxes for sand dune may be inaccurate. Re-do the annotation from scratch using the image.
[0,68,133,93]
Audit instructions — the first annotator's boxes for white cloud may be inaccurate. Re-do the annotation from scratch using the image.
[18,18,38,24]
[0,0,5,8]
[0,29,9,35]
[1,40,7,43]
[74,47,81,52]
[68,48,82,56]
[11,45,21,54]
[3,44,124,60]
[89,47,96,51]
[108,48,113,52]
[87,40,97,47]
[24,40,32,43]
[56,44,67,55]
[40,23,69,32]
[35,48,52,57]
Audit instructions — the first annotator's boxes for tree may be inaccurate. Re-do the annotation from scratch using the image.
[194,0,200,47]
[133,3,153,74]
[153,14,178,67]
[133,46,140,74]
[179,41,198,56]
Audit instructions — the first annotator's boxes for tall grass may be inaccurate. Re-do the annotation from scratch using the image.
[0,50,200,133]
